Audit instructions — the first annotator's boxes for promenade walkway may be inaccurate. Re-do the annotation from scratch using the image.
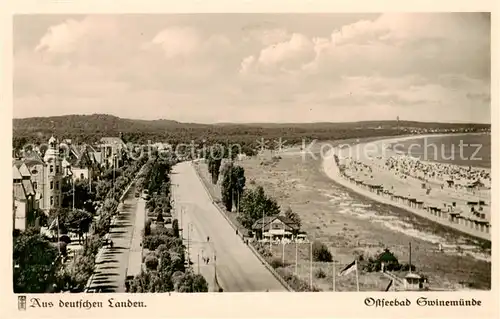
[86,185,142,292]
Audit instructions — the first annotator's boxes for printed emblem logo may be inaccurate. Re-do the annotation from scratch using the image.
[18,295,27,311]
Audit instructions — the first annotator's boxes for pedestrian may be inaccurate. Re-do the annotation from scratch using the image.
[207,236,210,242]
[110,240,114,248]
[236,229,238,236]
[206,257,210,264]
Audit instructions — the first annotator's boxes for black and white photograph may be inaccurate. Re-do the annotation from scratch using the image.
[10,10,493,301]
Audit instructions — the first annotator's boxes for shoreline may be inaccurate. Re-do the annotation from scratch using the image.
[321,134,491,242]
[385,133,491,171]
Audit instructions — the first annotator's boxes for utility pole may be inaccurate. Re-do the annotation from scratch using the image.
[72,176,75,211]
[262,211,265,242]
[409,242,412,273]
[282,242,285,265]
[113,154,116,196]
[295,241,298,275]
[187,223,191,263]
[310,241,313,290]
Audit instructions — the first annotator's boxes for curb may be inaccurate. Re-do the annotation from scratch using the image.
[191,162,294,292]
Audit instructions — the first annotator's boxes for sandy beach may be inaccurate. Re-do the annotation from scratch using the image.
[322,135,491,242]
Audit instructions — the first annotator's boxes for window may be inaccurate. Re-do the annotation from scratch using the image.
[50,181,54,189]
[50,165,54,173]
[55,181,59,190]
[33,182,37,190]
[50,196,54,206]
[272,222,282,229]
[55,197,58,206]
[56,165,59,174]
[80,173,85,180]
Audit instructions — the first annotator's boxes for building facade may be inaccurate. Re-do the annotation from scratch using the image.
[99,137,126,169]
[42,136,64,210]
[12,163,37,230]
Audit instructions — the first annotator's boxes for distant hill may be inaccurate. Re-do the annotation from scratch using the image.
[13,114,490,151]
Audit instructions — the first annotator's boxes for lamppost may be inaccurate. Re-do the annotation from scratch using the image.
[197,249,202,274]
[187,223,193,264]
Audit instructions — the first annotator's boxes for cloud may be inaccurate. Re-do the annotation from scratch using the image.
[145,27,232,60]
[14,14,491,123]
[147,26,201,59]
[241,13,490,81]
[35,16,120,54]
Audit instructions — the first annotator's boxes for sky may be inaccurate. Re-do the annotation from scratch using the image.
[13,13,491,123]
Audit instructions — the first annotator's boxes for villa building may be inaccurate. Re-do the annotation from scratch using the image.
[252,215,301,241]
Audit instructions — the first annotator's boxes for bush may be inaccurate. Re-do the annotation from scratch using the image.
[312,241,333,262]
[145,219,152,236]
[276,268,321,292]
[145,256,159,270]
[399,263,416,272]
[314,268,327,279]
[153,226,174,237]
[269,258,286,269]
[143,234,182,251]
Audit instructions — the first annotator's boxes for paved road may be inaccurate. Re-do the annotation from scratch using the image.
[171,161,287,292]
[86,185,140,292]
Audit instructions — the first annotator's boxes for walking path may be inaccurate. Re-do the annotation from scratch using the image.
[86,185,143,292]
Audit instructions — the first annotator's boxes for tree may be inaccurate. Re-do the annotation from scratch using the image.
[221,162,234,212]
[172,219,180,238]
[173,271,209,292]
[129,270,170,293]
[207,147,223,184]
[61,178,96,212]
[312,241,333,262]
[157,211,164,223]
[284,207,301,228]
[237,186,280,229]
[65,252,96,291]
[221,163,246,212]
[145,255,159,270]
[145,219,152,236]
[13,231,60,293]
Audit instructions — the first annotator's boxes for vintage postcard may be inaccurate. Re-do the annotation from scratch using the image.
[1,0,498,318]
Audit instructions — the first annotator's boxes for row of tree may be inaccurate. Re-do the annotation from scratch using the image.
[129,157,208,293]
[206,147,303,234]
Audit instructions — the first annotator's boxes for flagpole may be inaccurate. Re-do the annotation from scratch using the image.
[310,241,313,291]
[332,261,336,292]
[355,260,360,292]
